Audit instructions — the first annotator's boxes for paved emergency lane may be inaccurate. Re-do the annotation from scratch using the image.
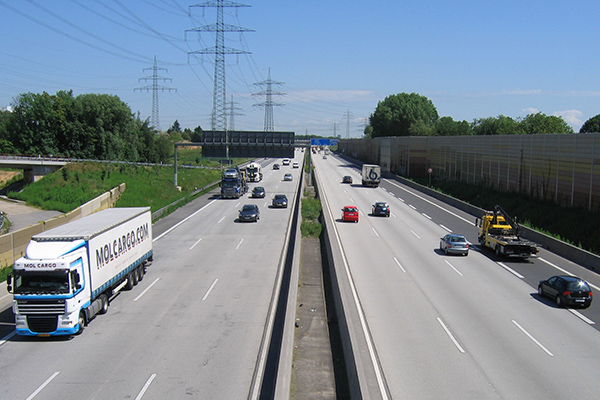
[314,152,600,400]
[0,151,303,400]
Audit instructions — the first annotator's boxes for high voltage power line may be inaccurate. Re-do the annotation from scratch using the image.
[134,56,176,130]
[253,68,285,132]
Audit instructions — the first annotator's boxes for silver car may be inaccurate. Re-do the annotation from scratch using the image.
[439,234,469,256]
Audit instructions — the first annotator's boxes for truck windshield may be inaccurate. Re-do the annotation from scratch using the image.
[222,180,238,188]
[12,271,70,294]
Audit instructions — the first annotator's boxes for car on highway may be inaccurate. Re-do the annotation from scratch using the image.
[439,233,469,256]
[272,194,288,208]
[341,206,359,222]
[282,159,290,166]
[238,204,260,222]
[342,176,353,184]
[283,173,293,181]
[538,275,593,308]
[251,186,265,198]
[372,202,390,217]
[293,161,299,168]
[273,163,280,170]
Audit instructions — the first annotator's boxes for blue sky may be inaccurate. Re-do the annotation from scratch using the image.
[0,1,599,137]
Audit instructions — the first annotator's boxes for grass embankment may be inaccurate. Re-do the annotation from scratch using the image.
[420,179,600,256]
[0,152,237,280]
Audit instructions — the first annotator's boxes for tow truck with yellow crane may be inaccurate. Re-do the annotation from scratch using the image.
[476,205,538,258]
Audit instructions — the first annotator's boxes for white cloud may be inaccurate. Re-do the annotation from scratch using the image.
[553,109,583,128]
[522,107,539,114]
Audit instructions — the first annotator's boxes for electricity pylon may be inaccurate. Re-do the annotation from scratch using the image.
[134,56,176,130]
[186,0,254,131]
[253,68,285,132]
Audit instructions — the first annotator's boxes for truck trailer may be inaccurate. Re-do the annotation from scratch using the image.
[476,205,538,258]
[361,164,381,187]
[7,207,153,336]
[220,167,248,198]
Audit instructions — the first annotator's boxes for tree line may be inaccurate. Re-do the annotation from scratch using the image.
[367,92,600,138]
[0,90,202,163]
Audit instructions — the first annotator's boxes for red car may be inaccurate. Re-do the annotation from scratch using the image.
[341,206,359,222]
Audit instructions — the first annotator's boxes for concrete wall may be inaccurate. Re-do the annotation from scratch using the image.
[0,183,125,267]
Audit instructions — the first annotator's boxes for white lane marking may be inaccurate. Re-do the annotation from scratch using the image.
[445,260,463,276]
[202,279,219,301]
[393,257,406,273]
[410,230,421,239]
[538,257,600,292]
[440,224,452,232]
[497,262,524,279]
[437,317,465,353]
[422,213,432,220]
[568,309,595,324]
[25,371,60,400]
[0,330,16,347]
[217,216,226,224]
[391,212,397,218]
[236,239,244,250]
[386,179,474,224]
[153,198,218,241]
[234,202,241,208]
[190,238,202,250]
[372,228,379,237]
[512,320,554,356]
[134,278,161,302]
[409,204,416,210]
[397,197,404,202]
[134,373,157,400]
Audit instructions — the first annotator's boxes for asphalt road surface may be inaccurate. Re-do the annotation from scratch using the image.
[313,152,600,400]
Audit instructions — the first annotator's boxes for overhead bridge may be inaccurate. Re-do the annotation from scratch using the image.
[0,155,67,182]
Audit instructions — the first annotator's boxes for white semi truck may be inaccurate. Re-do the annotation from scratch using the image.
[245,162,263,182]
[7,207,153,336]
[361,164,381,187]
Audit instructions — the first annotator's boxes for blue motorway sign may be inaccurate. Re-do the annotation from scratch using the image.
[311,138,339,146]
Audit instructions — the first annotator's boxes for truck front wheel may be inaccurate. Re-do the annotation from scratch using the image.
[76,311,86,335]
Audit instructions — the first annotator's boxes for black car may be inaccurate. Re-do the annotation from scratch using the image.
[273,163,280,170]
[251,186,265,198]
[342,176,353,184]
[538,275,593,308]
[238,204,260,222]
[272,194,288,208]
[372,202,390,217]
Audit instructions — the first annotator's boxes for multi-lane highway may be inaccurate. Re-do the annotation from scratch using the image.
[313,152,600,399]
[0,153,304,400]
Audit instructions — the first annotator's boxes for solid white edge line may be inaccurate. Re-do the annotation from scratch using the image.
[393,257,406,273]
[133,278,161,302]
[436,317,465,353]
[134,373,157,400]
[319,172,390,400]
[25,371,60,400]
[386,179,473,225]
[444,260,463,276]
[497,262,525,279]
[153,198,218,242]
[538,257,600,292]
[512,320,554,356]
[202,279,219,301]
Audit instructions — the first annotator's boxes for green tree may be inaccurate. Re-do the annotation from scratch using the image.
[579,114,600,133]
[435,116,472,136]
[519,112,573,134]
[472,115,521,135]
[369,92,439,137]
[190,125,203,142]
